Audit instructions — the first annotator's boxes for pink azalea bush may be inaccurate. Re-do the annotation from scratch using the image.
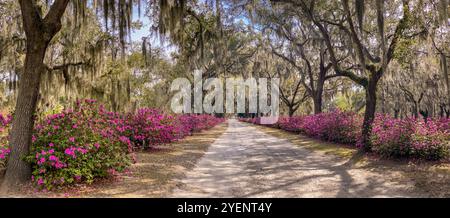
[370,115,449,160]
[240,110,362,144]
[240,110,449,160]
[127,108,181,149]
[25,100,133,189]
[125,110,224,150]
[1,100,224,190]
[178,114,225,133]
[0,114,12,168]
[435,118,450,133]
[276,116,304,132]
[298,110,362,144]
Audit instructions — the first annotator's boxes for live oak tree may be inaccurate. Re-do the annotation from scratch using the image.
[430,5,450,118]
[253,3,341,114]
[269,26,339,114]
[251,47,310,116]
[1,0,72,191]
[274,64,310,117]
[0,1,131,113]
[1,0,189,192]
[377,0,449,119]
[268,0,418,149]
[380,37,449,119]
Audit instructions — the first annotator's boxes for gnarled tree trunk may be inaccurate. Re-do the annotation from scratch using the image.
[361,76,379,151]
[2,40,46,188]
[313,81,324,114]
[288,106,295,117]
[1,0,69,193]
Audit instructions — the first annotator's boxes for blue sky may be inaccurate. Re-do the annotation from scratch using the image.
[130,7,176,57]
[130,7,151,42]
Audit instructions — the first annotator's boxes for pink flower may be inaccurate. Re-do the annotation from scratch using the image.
[0,148,10,160]
[54,162,66,169]
[77,147,88,154]
[64,147,76,158]
[37,157,46,165]
[49,155,58,161]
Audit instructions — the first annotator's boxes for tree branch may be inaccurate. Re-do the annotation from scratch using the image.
[43,0,70,26]
[18,0,43,36]
[45,61,90,72]
[386,0,411,66]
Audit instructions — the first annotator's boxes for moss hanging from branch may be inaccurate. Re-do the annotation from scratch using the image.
[438,0,449,23]
[355,0,365,33]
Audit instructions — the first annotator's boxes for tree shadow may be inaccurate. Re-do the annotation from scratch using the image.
[173,120,425,198]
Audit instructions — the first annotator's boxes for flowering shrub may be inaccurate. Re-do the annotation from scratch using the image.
[299,111,362,144]
[435,118,450,133]
[127,108,181,149]
[128,111,225,150]
[1,100,224,190]
[277,117,304,132]
[178,114,225,133]
[240,111,449,160]
[370,115,449,160]
[410,119,449,160]
[0,114,12,169]
[25,100,132,189]
[240,110,361,144]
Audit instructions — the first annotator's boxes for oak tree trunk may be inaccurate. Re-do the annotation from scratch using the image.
[1,39,47,191]
[312,87,323,115]
[1,0,69,193]
[313,67,326,114]
[288,106,295,117]
[361,77,378,151]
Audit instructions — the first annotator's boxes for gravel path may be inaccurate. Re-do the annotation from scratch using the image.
[172,119,422,198]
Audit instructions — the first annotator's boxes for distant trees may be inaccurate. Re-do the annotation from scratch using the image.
[299,0,415,149]
[264,0,448,149]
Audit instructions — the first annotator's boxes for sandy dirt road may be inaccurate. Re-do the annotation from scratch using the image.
[172,119,423,197]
